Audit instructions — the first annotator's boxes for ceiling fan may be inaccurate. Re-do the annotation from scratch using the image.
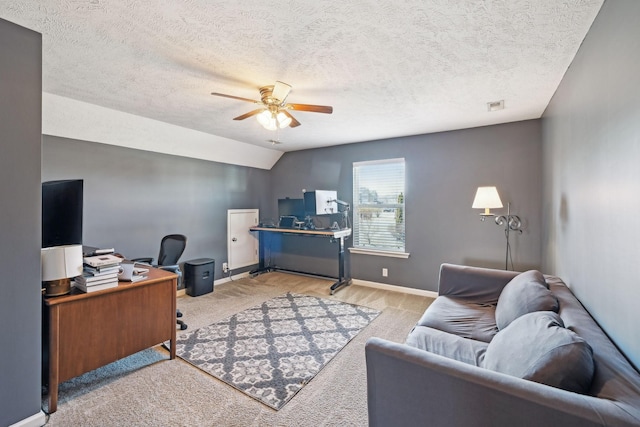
[211,81,333,130]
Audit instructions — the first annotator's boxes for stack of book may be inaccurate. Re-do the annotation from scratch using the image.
[74,253,123,293]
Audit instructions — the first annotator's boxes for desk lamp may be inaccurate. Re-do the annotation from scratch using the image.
[42,244,83,296]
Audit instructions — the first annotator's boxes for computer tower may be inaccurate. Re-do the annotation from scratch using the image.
[184,258,214,297]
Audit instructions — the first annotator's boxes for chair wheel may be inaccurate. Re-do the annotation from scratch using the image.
[180,323,188,330]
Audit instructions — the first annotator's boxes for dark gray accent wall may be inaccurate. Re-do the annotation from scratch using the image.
[542,0,640,369]
[42,136,272,282]
[270,120,543,291]
[0,18,43,426]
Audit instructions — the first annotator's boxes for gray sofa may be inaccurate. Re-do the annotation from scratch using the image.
[365,263,640,427]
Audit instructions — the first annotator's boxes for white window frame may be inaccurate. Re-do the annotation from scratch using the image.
[349,158,409,258]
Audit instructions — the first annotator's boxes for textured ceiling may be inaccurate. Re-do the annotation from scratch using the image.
[1,1,603,156]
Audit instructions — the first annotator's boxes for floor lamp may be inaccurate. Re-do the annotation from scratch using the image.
[472,186,523,270]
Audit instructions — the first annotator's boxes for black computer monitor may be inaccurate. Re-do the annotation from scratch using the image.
[42,179,83,248]
[278,198,305,219]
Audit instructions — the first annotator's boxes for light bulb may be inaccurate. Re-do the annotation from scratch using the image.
[257,110,271,127]
[276,111,292,128]
[264,118,277,131]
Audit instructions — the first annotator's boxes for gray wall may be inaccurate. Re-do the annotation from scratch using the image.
[44,120,542,296]
[42,136,272,282]
[0,18,43,426]
[541,0,640,369]
[270,120,543,291]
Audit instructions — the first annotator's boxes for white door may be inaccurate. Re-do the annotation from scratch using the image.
[227,209,259,269]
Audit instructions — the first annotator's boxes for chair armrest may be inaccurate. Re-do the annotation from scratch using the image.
[365,337,633,427]
[157,264,182,288]
[131,257,153,265]
[437,263,519,303]
[157,264,180,273]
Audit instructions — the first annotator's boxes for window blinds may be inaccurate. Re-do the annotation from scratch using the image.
[352,158,405,252]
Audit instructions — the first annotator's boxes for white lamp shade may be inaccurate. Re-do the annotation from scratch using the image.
[472,186,503,215]
[41,244,83,281]
[256,110,271,127]
[255,110,275,130]
[276,111,292,128]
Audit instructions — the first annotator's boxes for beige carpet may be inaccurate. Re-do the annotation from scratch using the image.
[44,272,433,426]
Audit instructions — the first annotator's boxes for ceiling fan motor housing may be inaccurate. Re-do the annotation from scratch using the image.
[259,86,282,106]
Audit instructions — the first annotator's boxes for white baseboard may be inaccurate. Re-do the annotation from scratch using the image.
[176,272,251,297]
[214,271,251,286]
[175,273,438,299]
[10,410,46,427]
[351,278,438,298]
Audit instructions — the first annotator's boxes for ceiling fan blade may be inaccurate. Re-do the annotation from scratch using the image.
[272,81,292,103]
[282,110,301,128]
[287,103,333,114]
[211,92,259,104]
[233,109,264,120]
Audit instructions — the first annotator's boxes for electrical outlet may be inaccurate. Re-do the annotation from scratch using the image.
[382,268,388,277]
[222,262,229,273]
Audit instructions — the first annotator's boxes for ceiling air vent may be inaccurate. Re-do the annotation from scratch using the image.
[487,100,505,112]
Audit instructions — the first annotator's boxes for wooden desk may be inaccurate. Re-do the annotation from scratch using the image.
[42,267,177,413]
[250,226,352,294]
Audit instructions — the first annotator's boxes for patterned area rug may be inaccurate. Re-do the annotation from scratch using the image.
[174,292,380,410]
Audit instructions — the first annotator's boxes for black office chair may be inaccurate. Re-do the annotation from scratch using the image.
[133,234,188,330]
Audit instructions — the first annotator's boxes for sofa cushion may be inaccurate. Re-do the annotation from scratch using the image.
[495,270,559,330]
[405,325,488,366]
[416,296,498,343]
[483,311,594,394]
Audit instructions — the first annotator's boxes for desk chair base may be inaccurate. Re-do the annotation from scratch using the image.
[177,309,187,330]
[330,278,352,295]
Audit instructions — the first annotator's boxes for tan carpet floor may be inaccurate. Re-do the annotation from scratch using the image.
[44,272,433,426]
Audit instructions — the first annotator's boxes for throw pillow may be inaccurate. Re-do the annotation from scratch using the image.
[415,296,499,343]
[405,325,489,366]
[483,311,594,394]
[495,269,559,330]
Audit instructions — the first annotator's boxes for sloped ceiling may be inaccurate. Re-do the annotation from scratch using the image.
[1,1,603,169]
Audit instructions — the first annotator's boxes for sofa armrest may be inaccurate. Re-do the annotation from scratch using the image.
[366,337,637,427]
[437,263,518,303]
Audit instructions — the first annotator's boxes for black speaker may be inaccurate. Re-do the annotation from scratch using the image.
[184,258,214,297]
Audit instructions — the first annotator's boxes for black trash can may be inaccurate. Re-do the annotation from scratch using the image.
[184,258,214,297]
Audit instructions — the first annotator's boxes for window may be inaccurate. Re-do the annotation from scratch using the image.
[351,158,408,257]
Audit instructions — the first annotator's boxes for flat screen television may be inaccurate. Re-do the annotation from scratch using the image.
[303,190,338,216]
[42,179,83,248]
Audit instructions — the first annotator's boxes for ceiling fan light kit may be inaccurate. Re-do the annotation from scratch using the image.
[211,81,333,131]
[257,109,292,130]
